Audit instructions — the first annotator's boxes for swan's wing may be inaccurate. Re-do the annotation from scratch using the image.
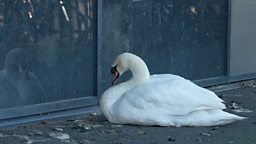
[18,71,46,104]
[112,74,225,123]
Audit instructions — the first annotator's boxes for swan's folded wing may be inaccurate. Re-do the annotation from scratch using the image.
[112,75,225,118]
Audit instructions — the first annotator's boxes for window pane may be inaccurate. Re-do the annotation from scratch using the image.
[0,0,97,109]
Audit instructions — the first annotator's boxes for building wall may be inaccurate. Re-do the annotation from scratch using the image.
[229,0,256,76]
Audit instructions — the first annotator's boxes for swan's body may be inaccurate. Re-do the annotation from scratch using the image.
[0,48,46,108]
[100,53,245,127]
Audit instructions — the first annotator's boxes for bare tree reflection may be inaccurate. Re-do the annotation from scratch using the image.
[0,0,95,47]
[0,0,97,107]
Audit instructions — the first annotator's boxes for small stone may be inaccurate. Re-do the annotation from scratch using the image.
[91,124,103,128]
[230,102,241,109]
[41,121,48,125]
[71,124,92,132]
[90,113,97,116]
[111,125,122,128]
[200,132,211,137]
[83,126,92,131]
[210,127,219,130]
[73,120,83,123]
[48,132,70,140]
[229,140,234,143]
[29,130,43,136]
[190,6,198,15]
[168,137,176,142]
[0,133,5,138]
[52,127,64,132]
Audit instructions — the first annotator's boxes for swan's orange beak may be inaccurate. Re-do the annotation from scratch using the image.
[111,65,119,85]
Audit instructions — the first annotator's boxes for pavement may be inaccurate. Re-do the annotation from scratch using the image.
[0,86,256,144]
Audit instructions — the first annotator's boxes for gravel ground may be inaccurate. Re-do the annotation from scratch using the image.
[0,87,255,144]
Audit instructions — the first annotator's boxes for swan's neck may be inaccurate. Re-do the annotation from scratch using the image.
[129,58,150,84]
[100,54,150,121]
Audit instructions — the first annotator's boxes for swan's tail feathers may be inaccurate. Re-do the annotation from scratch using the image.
[185,109,246,127]
[213,112,246,126]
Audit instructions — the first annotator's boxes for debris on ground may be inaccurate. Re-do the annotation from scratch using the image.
[240,80,256,88]
[0,133,5,138]
[200,132,211,137]
[40,121,48,125]
[28,130,43,136]
[168,137,176,142]
[89,112,97,117]
[47,132,70,140]
[229,102,253,113]
[52,127,64,132]
[71,124,92,132]
[210,127,219,131]
[111,124,122,128]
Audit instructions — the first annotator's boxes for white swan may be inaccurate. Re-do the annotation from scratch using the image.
[0,48,46,108]
[100,53,245,127]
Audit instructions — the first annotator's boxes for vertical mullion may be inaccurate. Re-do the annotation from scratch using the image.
[96,0,102,98]
[226,0,231,82]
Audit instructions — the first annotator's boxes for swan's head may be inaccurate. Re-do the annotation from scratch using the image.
[4,48,31,80]
[111,53,150,85]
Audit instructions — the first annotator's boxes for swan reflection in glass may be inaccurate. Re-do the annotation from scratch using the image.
[0,48,46,108]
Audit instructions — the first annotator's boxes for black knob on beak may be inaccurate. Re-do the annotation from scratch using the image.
[111,65,117,74]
